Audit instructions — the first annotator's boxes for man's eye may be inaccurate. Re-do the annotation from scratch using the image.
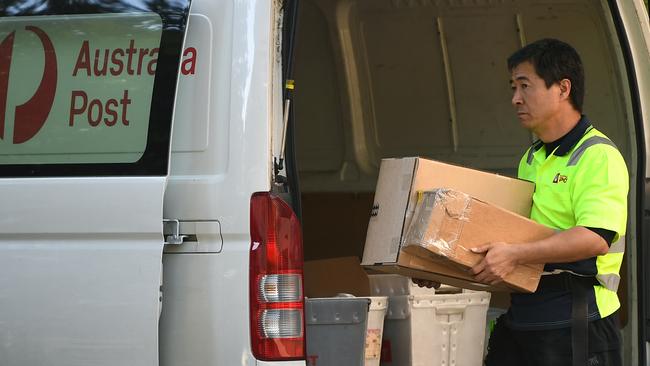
[521,84,529,89]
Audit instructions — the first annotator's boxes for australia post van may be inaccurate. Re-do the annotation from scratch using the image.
[0,0,649,365]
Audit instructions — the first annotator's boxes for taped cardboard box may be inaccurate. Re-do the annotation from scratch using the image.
[402,189,555,292]
[361,157,547,293]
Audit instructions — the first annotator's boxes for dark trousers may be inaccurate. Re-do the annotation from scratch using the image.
[484,314,622,366]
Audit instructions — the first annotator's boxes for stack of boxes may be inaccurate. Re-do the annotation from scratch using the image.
[362,157,554,292]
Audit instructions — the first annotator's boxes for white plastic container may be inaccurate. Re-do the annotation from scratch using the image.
[369,275,490,366]
[365,296,388,366]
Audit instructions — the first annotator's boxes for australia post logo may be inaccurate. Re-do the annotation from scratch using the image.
[0,20,197,147]
[0,26,57,144]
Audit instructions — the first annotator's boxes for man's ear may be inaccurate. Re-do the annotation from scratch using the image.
[559,78,572,101]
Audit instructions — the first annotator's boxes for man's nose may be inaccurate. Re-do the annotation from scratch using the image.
[511,90,523,105]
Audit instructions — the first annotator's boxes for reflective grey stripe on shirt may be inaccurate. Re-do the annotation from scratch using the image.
[595,236,625,292]
[567,136,618,166]
[596,273,620,292]
[609,236,625,254]
[566,137,622,291]
[527,146,535,165]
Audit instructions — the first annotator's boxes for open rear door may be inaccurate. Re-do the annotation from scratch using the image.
[609,0,650,365]
[0,2,190,365]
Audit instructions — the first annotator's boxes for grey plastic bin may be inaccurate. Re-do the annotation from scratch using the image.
[306,297,370,366]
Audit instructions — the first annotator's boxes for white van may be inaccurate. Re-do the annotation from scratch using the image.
[0,0,648,365]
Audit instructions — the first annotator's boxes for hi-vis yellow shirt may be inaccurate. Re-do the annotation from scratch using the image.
[518,126,629,319]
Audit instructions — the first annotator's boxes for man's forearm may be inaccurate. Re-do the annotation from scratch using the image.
[513,226,609,265]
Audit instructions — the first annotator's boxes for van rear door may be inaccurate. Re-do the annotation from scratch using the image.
[0,2,190,365]
[606,0,650,364]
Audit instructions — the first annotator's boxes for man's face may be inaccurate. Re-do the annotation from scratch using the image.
[510,61,562,133]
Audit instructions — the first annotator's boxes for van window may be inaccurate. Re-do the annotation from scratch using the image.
[0,1,191,176]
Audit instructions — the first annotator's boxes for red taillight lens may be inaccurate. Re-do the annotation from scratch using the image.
[250,192,305,361]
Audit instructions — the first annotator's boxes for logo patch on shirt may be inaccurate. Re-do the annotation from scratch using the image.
[553,173,568,183]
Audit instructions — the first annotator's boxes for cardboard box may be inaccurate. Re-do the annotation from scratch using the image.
[402,189,554,292]
[361,157,548,292]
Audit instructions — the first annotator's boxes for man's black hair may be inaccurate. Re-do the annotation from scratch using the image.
[508,38,585,112]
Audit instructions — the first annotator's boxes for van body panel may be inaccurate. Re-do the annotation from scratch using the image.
[0,2,191,365]
[165,1,234,223]
[160,0,284,365]
[0,178,166,366]
[160,248,255,366]
[165,0,272,227]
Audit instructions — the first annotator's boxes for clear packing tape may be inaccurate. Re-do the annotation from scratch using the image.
[403,189,472,257]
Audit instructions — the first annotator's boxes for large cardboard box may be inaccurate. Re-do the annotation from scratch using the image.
[361,157,549,292]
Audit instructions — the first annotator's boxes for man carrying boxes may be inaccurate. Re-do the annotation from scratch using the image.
[478,39,628,366]
[365,38,628,366]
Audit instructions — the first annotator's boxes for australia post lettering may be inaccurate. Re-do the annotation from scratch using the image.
[68,39,197,127]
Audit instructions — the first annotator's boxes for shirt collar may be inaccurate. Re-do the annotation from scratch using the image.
[544,115,592,157]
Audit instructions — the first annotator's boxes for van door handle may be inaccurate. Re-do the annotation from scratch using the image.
[163,219,187,245]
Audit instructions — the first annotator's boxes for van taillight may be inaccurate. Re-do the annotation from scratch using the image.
[249,192,305,361]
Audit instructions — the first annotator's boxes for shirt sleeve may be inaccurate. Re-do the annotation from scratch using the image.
[571,146,629,242]
[585,227,616,246]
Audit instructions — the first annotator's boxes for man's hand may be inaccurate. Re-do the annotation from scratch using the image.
[470,243,520,285]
